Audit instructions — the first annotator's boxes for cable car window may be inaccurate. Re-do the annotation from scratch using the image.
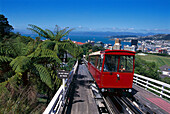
[103,55,118,72]
[90,56,96,66]
[97,56,103,71]
[119,56,134,72]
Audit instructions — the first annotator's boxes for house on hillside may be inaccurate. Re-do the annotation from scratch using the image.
[94,41,104,47]
[159,65,170,77]
[72,41,85,45]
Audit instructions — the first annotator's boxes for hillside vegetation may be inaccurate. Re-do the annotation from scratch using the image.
[136,54,170,67]
[0,14,83,113]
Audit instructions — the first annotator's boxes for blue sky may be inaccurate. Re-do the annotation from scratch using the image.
[0,0,170,33]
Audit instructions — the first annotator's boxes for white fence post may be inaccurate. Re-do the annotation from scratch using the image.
[160,86,164,98]
[145,80,148,90]
[136,77,138,85]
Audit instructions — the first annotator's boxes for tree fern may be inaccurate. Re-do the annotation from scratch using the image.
[28,24,74,41]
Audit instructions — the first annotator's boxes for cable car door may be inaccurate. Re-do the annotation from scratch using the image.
[102,54,119,87]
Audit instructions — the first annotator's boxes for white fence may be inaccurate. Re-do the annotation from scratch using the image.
[133,73,170,99]
[43,60,78,114]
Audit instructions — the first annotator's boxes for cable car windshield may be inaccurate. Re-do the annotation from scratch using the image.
[104,55,134,72]
[119,56,134,72]
[104,55,118,72]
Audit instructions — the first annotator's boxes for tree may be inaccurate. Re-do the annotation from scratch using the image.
[0,14,13,37]
[27,24,83,59]
[0,36,61,88]
[27,24,74,41]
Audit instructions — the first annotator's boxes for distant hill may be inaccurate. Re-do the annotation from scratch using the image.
[69,31,156,37]
[105,35,138,38]
[139,34,170,40]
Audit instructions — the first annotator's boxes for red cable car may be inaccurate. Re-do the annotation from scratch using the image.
[88,49,135,93]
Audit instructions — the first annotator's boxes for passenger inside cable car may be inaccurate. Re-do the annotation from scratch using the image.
[119,65,125,72]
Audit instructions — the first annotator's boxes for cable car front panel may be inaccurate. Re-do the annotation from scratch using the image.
[101,53,135,88]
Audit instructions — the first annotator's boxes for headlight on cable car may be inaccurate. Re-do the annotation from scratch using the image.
[128,89,132,92]
[101,88,105,92]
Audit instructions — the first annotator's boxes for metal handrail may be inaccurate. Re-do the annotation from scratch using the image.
[43,60,78,114]
[133,73,170,99]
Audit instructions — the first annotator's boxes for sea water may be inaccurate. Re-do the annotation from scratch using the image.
[23,34,133,47]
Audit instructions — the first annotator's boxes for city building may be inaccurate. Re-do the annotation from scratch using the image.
[86,40,95,46]
[113,38,121,50]
[141,43,145,52]
[104,44,113,50]
[124,45,135,51]
[131,39,138,51]
[94,41,104,47]
[72,41,85,45]
[158,48,168,54]
[131,39,138,46]
[159,65,170,77]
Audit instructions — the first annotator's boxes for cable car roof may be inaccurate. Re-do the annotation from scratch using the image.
[104,49,136,53]
[89,49,135,56]
[89,51,101,56]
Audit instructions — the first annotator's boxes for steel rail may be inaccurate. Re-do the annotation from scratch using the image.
[120,96,143,114]
[103,96,120,114]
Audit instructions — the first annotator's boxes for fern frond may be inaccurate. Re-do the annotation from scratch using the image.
[61,28,74,38]
[33,63,52,89]
[28,49,61,63]
[10,56,31,73]
[54,43,59,54]
[0,56,13,63]
[0,42,17,57]
[45,29,55,40]
[27,24,51,39]
[37,40,56,50]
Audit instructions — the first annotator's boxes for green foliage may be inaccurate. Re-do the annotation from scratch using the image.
[10,56,31,73]
[0,14,13,38]
[161,77,170,84]
[33,64,52,89]
[137,54,170,67]
[63,58,77,71]
[81,43,92,55]
[28,24,83,58]
[135,56,161,80]
[28,48,61,63]
[80,43,105,59]
[0,22,80,112]
[92,46,105,52]
[0,84,45,113]
[59,40,83,58]
[27,24,74,41]
[0,56,12,63]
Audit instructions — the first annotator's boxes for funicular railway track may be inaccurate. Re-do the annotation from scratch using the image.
[103,95,143,114]
[90,81,143,114]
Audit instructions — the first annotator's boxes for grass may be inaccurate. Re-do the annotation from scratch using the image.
[136,54,170,67]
